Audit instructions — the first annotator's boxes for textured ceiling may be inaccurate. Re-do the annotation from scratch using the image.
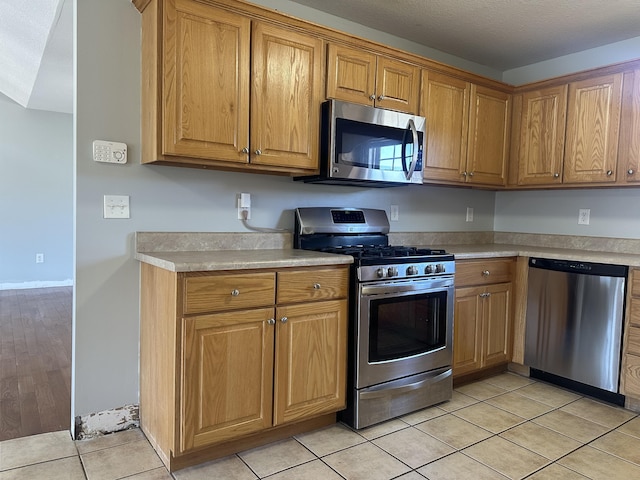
[288,0,640,71]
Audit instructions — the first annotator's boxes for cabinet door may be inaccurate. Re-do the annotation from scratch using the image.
[482,283,512,367]
[517,86,568,185]
[618,70,640,184]
[467,85,511,186]
[564,73,623,184]
[420,70,470,184]
[180,308,274,452]
[163,0,250,163]
[326,43,377,107]
[273,300,347,425]
[453,287,482,377]
[375,57,420,114]
[250,22,323,171]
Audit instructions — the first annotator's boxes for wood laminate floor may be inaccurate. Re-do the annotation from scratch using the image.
[0,287,72,441]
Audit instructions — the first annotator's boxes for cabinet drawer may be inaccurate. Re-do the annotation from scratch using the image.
[632,269,640,297]
[277,267,349,304]
[455,259,513,287]
[623,353,640,397]
[184,272,276,314]
[630,299,640,328]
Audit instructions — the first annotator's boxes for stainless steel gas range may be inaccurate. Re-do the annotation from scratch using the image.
[294,207,454,429]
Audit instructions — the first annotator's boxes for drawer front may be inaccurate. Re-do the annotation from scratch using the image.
[277,267,349,304]
[628,326,640,356]
[630,299,640,328]
[633,269,640,297]
[455,259,513,287]
[184,272,276,314]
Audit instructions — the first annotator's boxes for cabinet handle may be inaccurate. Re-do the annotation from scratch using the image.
[479,292,491,298]
[468,171,474,177]
[378,95,385,101]
[629,169,635,175]
[313,283,321,289]
[607,170,613,176]
[241,147,249,154]
[280,316,288,323]
[267,318,275,325]
[369,94,376,101]
[461,171,468,177]
[553,173,560,178]
[254,149,262,155]
[482,270,490,276]
[231,289,240,297]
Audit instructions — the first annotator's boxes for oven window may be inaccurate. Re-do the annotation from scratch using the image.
[369,291,447,362]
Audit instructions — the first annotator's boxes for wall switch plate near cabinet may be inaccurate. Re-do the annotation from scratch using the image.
[578,208,590,225]
[104,195,130,219]
[390,205,399,221]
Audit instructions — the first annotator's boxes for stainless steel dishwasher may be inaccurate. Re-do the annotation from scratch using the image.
[524,257,627,404]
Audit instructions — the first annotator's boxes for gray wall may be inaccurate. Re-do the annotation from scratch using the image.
[0,93,73,288]
[74,0,640,420]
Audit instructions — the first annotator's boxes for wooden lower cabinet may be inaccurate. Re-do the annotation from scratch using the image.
[621,269,640,403]
[453,259,514,378]
[140,263,348,471]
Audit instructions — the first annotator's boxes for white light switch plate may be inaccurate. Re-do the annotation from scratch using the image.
[93,140,127,164]
[104,195,130,219]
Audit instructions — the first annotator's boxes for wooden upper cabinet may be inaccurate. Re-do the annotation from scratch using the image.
[250,22,323,170]
[618,70,640,184]
[467,85,511,186]
[563,73,623,184]
[326,43,419,114]
[163,0,251,164]
[517,85,568,185]
[420,70,470,183]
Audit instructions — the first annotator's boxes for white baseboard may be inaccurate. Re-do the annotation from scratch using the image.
[74,404,140,440]
[0,279,74,290]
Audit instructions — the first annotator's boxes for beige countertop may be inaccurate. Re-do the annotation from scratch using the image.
[135,249,353,272]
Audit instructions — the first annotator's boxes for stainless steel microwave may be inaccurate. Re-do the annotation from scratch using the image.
[296,100,426,187]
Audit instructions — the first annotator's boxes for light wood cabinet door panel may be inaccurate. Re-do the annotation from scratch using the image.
[619,70,640,184]
[180,308,275,451]
[453,287,482,376]
[420,71,470,183]
[183,272,275,314]
[482,283,512,367]
[467,85,511,186]
[163,0,250,162]
[622,354,640,397]
[375,57,420,114]
[326,43,376,107]
[633,270,640,297]
[250,22,322,170]
[277,267,348,304]
[563,73,623,184]
[517,85,567,185]
[273,300,347,425]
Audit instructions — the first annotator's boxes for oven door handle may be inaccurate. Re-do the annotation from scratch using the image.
[359,369,452,400]
[361,277,453,296]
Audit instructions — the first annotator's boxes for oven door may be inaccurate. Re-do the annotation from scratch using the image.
[356,276,454,388]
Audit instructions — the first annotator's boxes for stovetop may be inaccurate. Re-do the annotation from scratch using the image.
[320,245,449,261]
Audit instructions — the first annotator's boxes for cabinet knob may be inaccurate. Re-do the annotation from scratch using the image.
[607,170,613,176]
[280,316,288,323]
[461,171,468,177]
[468,171,474,177]
[629,169,635,175]
[241,147,249,154]
[231,289,240,297]
[313,283,321,289]
[369,94,376,101]
[378,95,385,101]
[254,149,262,155]
[267,318,275,325]
[482,270,490,277]
[553,173,560,178]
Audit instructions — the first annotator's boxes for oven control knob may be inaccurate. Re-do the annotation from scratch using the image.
[387,267,398,277]
[407,265,418,276]
[425,265,435,274]
[436,264,445,273]
[376,267,387,278]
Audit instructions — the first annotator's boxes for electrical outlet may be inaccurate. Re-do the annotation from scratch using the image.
[466,207,474,222]
[237,193,251,220]
[390,205,399,221]
[35,253,44,263]
[578,208,590,225]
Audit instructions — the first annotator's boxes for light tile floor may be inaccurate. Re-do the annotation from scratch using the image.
[2,373,640,479]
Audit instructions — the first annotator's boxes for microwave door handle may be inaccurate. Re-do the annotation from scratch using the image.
[405,118,419,180]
